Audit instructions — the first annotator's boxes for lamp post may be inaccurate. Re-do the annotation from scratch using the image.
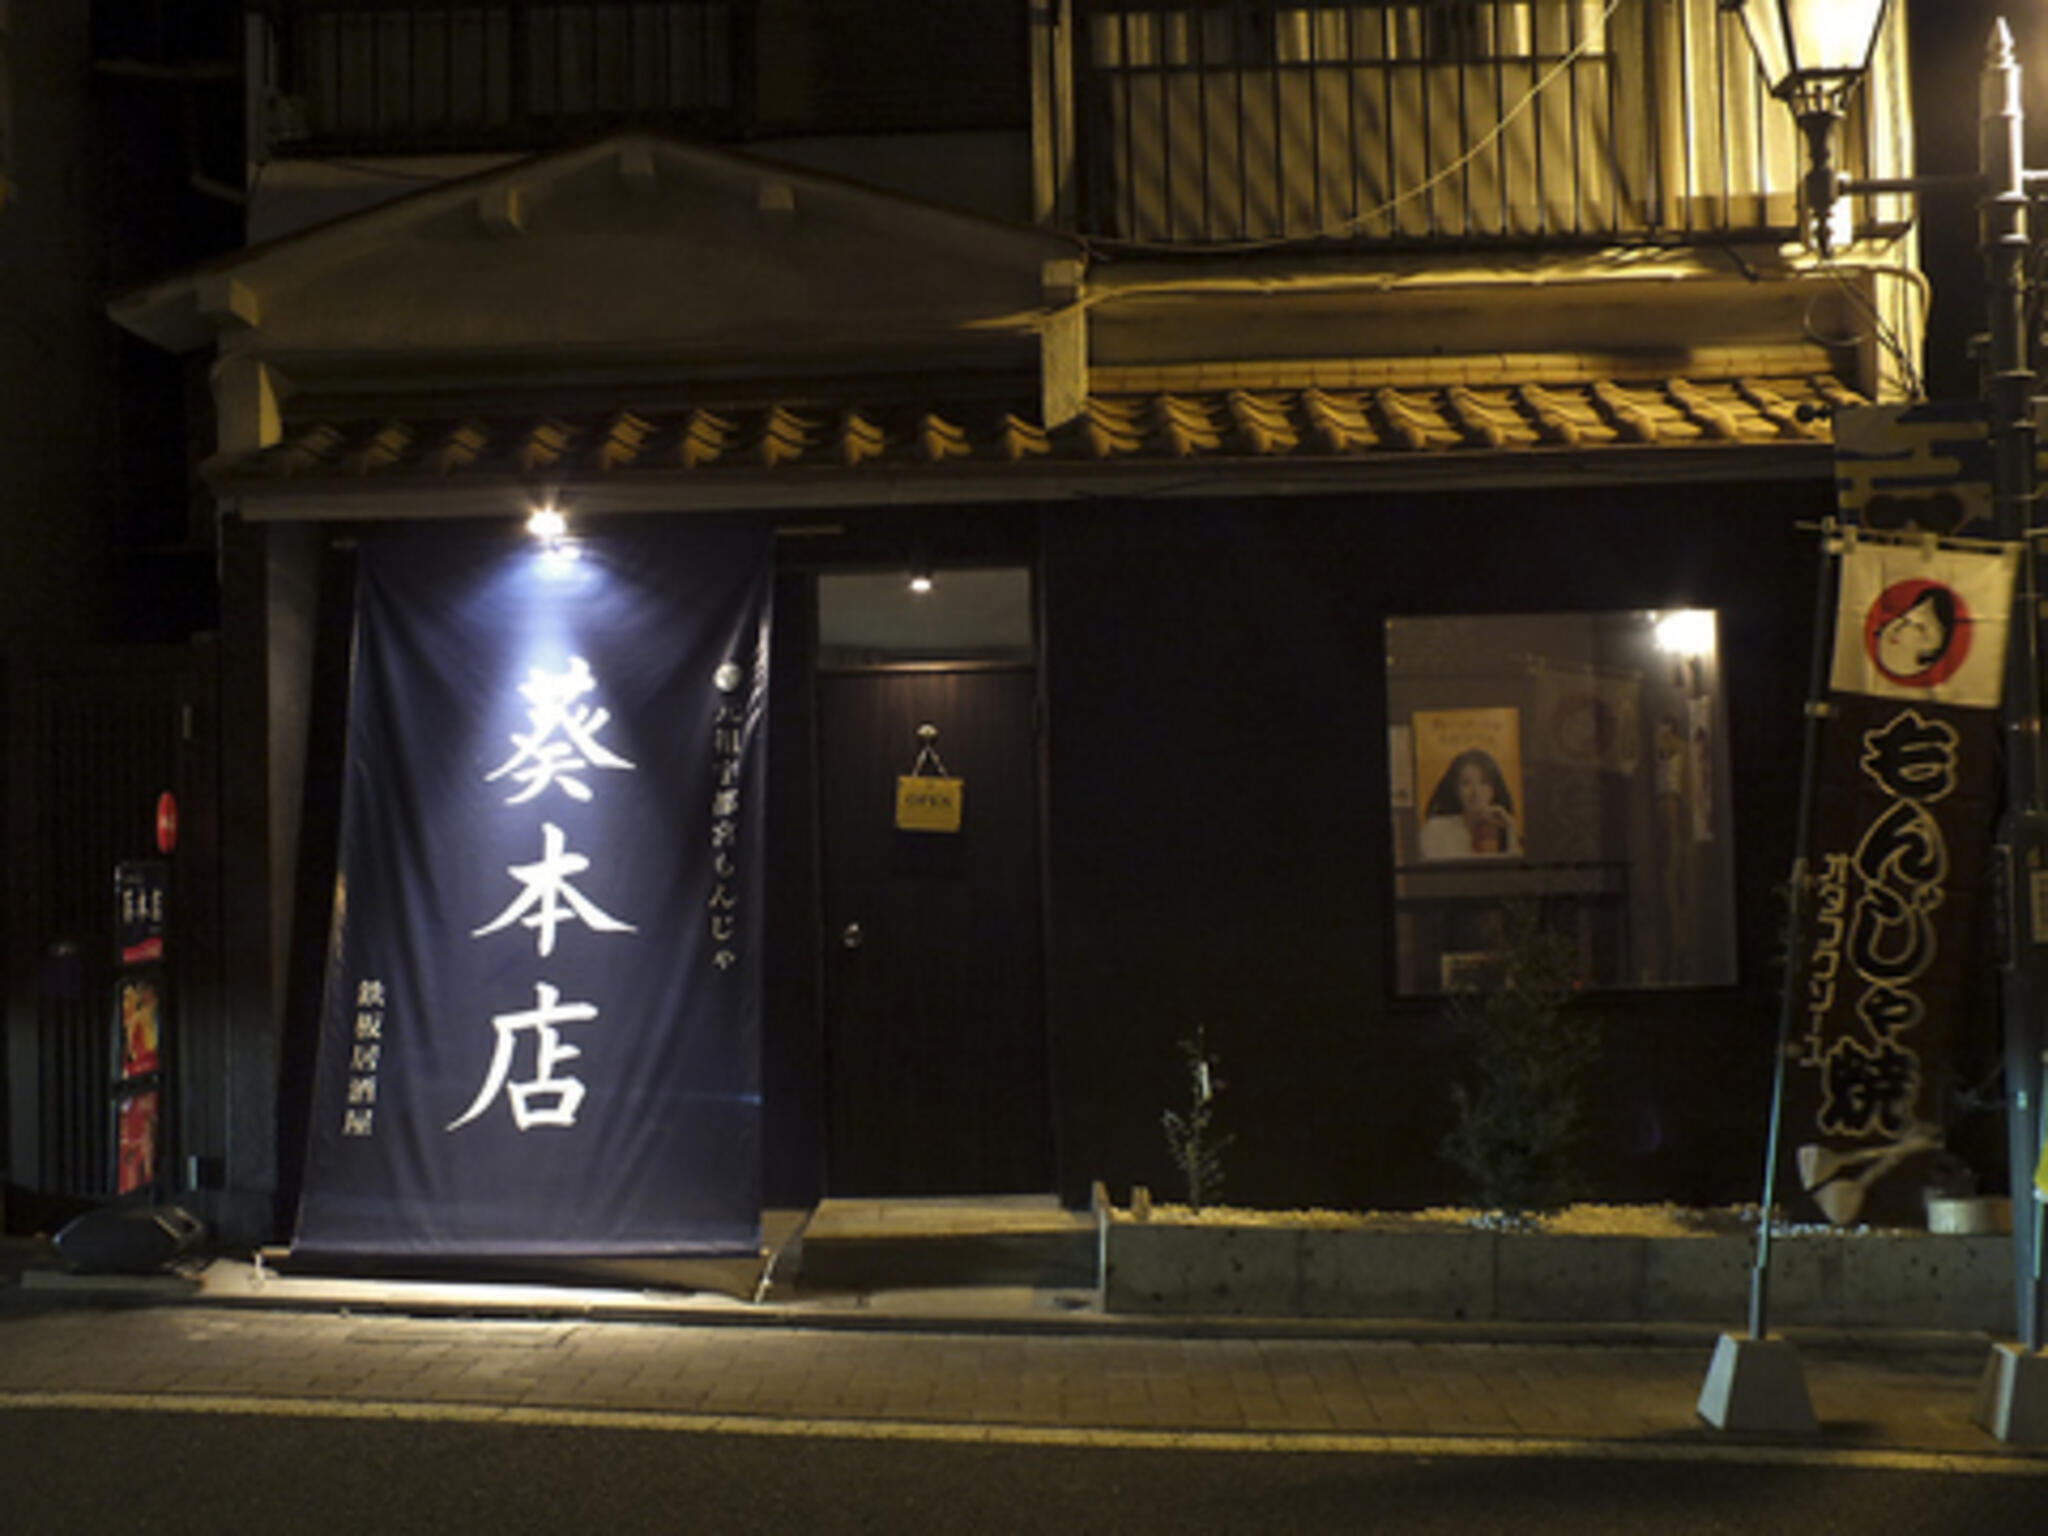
[1722,0,2048,1440]
[1723,0,1895,256]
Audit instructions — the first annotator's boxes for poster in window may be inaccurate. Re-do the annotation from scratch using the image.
[115,1088,160,1196]
[1528,660,1640,776]
[1388,613,1737,993]
[1412,708,1524,860]
[118,974,162,1080]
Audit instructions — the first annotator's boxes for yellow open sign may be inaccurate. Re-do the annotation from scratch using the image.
[895,774,964,833]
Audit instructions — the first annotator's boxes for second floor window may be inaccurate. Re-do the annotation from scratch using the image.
[1088,2,1608,69]
[1069,0,1869,248]
[263,1,745,154]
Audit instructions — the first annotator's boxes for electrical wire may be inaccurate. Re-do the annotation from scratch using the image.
[1809,252,1931,399]
[1080,0,1634,260]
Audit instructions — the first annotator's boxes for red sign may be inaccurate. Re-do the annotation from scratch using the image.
[156,791,178,855]
[116,1088,160,1195]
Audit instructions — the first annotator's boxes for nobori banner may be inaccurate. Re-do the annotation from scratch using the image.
[1790,535,2013,1227]
[294,526,771,1257]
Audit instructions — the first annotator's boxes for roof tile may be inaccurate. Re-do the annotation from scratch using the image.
[214,375,1848,490]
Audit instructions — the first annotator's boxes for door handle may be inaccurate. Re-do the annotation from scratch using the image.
[841,921,864,950]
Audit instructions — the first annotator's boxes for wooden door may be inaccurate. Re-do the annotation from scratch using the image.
[817,667,1049,1194]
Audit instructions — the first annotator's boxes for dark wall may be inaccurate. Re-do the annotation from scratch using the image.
[244,482,1839,1232]
[95,0,243,639]
[754,0,1029,135]
[762,568,826,1207]
[1041,476,1834,1212]
[1907,0,2042,403]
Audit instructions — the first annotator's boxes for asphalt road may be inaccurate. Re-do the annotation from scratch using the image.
[4,1405,2043,1536]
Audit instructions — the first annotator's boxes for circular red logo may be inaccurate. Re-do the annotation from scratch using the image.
[1862,578,1970,689]
[156,791,179,856]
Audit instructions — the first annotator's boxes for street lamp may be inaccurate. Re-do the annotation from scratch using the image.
[1721,0,1895,253]
[1715,0,2048,1443]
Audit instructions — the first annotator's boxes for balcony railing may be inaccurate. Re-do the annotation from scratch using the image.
[1048,0,1902,247]
[255,0,1907,250]
[254,0,752,156]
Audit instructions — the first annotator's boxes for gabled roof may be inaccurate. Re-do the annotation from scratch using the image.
[110,133,1077,375]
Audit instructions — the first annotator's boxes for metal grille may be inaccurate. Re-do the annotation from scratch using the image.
[1070,0,1879,247]
[262,0,749,155]
[16,652,195,1198]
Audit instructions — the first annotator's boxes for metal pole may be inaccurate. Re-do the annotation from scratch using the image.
[1981,18,2047,1354]
[1748,529,1841,1340]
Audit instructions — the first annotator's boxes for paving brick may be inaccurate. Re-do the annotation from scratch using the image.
[4,1287,2042,1462]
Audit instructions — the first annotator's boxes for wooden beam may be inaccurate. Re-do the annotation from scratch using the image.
[1040,257,1086,428]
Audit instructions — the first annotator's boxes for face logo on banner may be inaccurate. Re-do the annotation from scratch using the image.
[1830,540,2016,708]
[1863,580,1971,690]
[1794,531,2014,1224]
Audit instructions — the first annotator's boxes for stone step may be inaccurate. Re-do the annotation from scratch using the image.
[788,1196,1098,1293]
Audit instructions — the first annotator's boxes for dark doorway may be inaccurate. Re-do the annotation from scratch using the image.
[817,666,1050,1194]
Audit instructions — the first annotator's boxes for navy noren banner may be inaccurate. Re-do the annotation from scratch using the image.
[294,527,771,1257]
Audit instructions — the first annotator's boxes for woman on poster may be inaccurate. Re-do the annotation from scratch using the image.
[1419,748,1522,859]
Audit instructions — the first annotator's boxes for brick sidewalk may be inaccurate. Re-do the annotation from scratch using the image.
[0,1295,2032,1462]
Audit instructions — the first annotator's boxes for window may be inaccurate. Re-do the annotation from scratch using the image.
[1076,0,1634,242]
[817,568,1034,669]
[1387,610,1737,992]
[1061,0,1894,246]
[266,1,742,153]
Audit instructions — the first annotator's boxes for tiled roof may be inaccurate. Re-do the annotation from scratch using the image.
[208,376,1853,493]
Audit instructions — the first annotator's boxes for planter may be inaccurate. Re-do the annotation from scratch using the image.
[1925,1196,2012,1236]
[1100,1213,2017,1330]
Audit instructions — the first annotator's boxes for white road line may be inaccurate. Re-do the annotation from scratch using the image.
[2,1390,2045,1475]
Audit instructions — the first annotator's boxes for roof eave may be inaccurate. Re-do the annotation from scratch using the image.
[212,439,1840,524]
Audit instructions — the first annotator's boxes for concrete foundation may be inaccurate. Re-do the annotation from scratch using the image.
[1973,1342,2048,1444]
[1697,1333,1819,1435]
[1103,1221,2017,1328]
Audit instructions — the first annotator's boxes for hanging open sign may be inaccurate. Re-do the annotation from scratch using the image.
[896,723,963,832]
[896,774,964,833]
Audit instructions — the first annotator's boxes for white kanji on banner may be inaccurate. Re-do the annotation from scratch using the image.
[1829,539,2020,710]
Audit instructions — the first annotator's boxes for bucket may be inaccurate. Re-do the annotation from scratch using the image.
[1925,1195,2012,1236]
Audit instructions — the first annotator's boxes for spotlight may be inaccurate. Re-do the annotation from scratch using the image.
[1653,609,1716,658]
[529,505,568,543]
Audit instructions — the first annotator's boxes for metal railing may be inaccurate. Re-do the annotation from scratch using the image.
[254,0,752,156]
[1064,0,1886,247]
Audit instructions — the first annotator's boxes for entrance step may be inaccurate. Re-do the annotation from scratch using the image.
[787,1195,1097,1293]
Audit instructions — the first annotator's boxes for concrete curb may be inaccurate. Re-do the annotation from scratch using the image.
[0,1258,2011,1360]
[1103,1222,2018,1331]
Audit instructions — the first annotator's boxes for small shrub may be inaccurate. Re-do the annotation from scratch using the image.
[1162,1026,1235,1210]
[1439,904,1599,1219]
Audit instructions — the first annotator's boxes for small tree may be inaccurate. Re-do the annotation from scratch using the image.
[1439,904,1599,1219]
[1162,1026,1235,1210]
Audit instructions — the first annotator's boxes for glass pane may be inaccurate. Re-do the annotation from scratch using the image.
[1386,610,1738,993]
[818,568,1033,666]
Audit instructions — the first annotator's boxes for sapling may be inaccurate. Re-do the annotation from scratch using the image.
[1162,1026,1235,1210]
